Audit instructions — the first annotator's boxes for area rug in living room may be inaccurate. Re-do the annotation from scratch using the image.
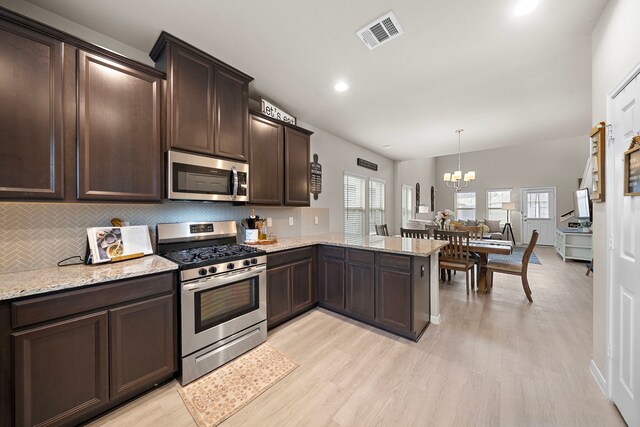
[488,245,541,265]
[178,343,299,427]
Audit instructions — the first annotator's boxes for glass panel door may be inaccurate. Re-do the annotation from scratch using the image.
[194,276,259,333]
[527,192,550,219]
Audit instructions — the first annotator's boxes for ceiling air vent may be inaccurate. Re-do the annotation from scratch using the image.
[356,11,404,50]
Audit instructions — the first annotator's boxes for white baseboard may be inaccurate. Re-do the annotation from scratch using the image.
[590,359,608,398]
[430,314,441,325]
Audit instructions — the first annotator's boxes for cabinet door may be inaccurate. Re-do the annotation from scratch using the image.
[291,259,315,313]
[249,114,283,204]
[214,67,249,161]
[284,127,310,206]
[168,46,214,154]
[0,21,64,200]
[13,312,109,427]
[267,264,292,327]
[376,268,412,332]
[78,50,162,201]
[346,263,375,321]
[319,258,345,311]
[109,294,175,401]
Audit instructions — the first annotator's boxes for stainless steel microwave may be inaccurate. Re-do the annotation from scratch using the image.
[167,150,249,202]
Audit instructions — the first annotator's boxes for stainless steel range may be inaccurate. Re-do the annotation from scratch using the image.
[156,221,267,385]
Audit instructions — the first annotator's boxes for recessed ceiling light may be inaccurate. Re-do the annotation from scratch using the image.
[381,145,394,150]
[513,0,539,16]
[334,81,349,92]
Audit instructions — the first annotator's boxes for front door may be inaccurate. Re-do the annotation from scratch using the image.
[521,187,556,245]
[608,70,640,427]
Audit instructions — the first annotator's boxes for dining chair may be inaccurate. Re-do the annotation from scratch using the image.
[375,224,389,236]
[486,230,539,302]
[434,230,475,294]
[453,224,484,240]
[400,228,430,239]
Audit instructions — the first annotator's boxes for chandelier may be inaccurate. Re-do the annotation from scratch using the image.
[443,129,476,192]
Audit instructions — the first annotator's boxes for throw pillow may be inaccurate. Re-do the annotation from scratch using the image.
[465,219,478,226]
[481,224,490,234]
[485,219,501,232]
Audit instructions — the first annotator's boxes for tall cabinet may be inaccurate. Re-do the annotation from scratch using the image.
[249,111,312,206]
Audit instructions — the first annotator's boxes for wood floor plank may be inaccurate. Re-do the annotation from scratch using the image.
[87,247,625,427]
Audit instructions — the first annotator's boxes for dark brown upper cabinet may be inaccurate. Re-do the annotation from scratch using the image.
[77,50,163,201]
[284,126,311,206]
[150,32,252,162]
[249,111,312,206]
[0,19,64,200]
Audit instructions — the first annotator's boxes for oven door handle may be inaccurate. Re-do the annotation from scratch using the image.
[183,266,265,292]
[231,166,238,200]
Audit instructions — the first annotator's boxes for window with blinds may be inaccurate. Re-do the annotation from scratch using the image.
[455,192,476,220]
[369,179,385,235]
[344,174,366,235]
[487,189,511,223]
[343,174,386,235]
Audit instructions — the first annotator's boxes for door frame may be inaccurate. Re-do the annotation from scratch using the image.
[604,58,640,403]
[520,186,556,245]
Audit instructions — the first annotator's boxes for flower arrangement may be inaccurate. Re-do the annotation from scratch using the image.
[435,209,455,228]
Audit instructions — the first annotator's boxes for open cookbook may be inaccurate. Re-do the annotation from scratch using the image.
[86,225,153,264]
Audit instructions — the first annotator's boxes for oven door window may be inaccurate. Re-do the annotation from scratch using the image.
[173,162,232,195]
[194,277,258,333]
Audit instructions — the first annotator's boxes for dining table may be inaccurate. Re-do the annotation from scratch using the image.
[436,238,513,293]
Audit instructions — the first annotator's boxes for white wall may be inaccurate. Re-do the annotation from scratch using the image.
[435,136,586,243]
[393,159,437,234]
[591,0,640,378]
[302,121,395,233]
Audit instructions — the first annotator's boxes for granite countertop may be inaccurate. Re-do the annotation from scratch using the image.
[258,232,448,256]
[0,255,178,301]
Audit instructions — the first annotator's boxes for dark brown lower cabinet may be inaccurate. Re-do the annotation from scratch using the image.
[346,263,376,322]
[7,272,177,427]
[375,267,412,332]
[318,258,346,311]
[109,294,175,401]
[266,248,316,329]
[13,311,109,427]
[317,246,430,341]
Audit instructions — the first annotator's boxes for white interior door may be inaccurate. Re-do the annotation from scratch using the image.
[521,187,556,245]
[608,71,640,427]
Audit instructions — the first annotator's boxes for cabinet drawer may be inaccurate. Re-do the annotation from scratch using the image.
[347,249,375,265]
[321,246,345,260]
[267,247,313,268]
[378,253,411,271]
[11,272,175,328]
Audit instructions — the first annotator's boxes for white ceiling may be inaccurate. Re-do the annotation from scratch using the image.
[26,0,608,160]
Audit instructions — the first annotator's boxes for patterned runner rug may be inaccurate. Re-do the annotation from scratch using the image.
[178,343,298,427]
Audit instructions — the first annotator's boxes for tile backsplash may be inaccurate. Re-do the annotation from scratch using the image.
[0,202,330,273]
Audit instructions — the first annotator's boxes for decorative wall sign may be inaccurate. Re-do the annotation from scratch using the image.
[357,158,378,171]
[310,154,322,200]
[431,186,435,211]
[415,183,420,214]
[260,98,296,125]
[624,146,640,196]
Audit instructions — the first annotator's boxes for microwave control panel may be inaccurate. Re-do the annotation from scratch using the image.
[237,172,247,196]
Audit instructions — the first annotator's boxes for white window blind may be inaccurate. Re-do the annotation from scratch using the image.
[401,185,413,228]
[455,192,476,221]
[487,189,511,223]
[369,179,385,235]
[344,174,366,235]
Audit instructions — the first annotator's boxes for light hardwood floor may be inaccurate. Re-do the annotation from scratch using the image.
[88,247,625,427]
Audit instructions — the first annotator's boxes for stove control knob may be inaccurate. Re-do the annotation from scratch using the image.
[251,258,258,265]
[227,263,235,270]
[198,268,207,276]
[208,266,217,274]
[243,260,251,266]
